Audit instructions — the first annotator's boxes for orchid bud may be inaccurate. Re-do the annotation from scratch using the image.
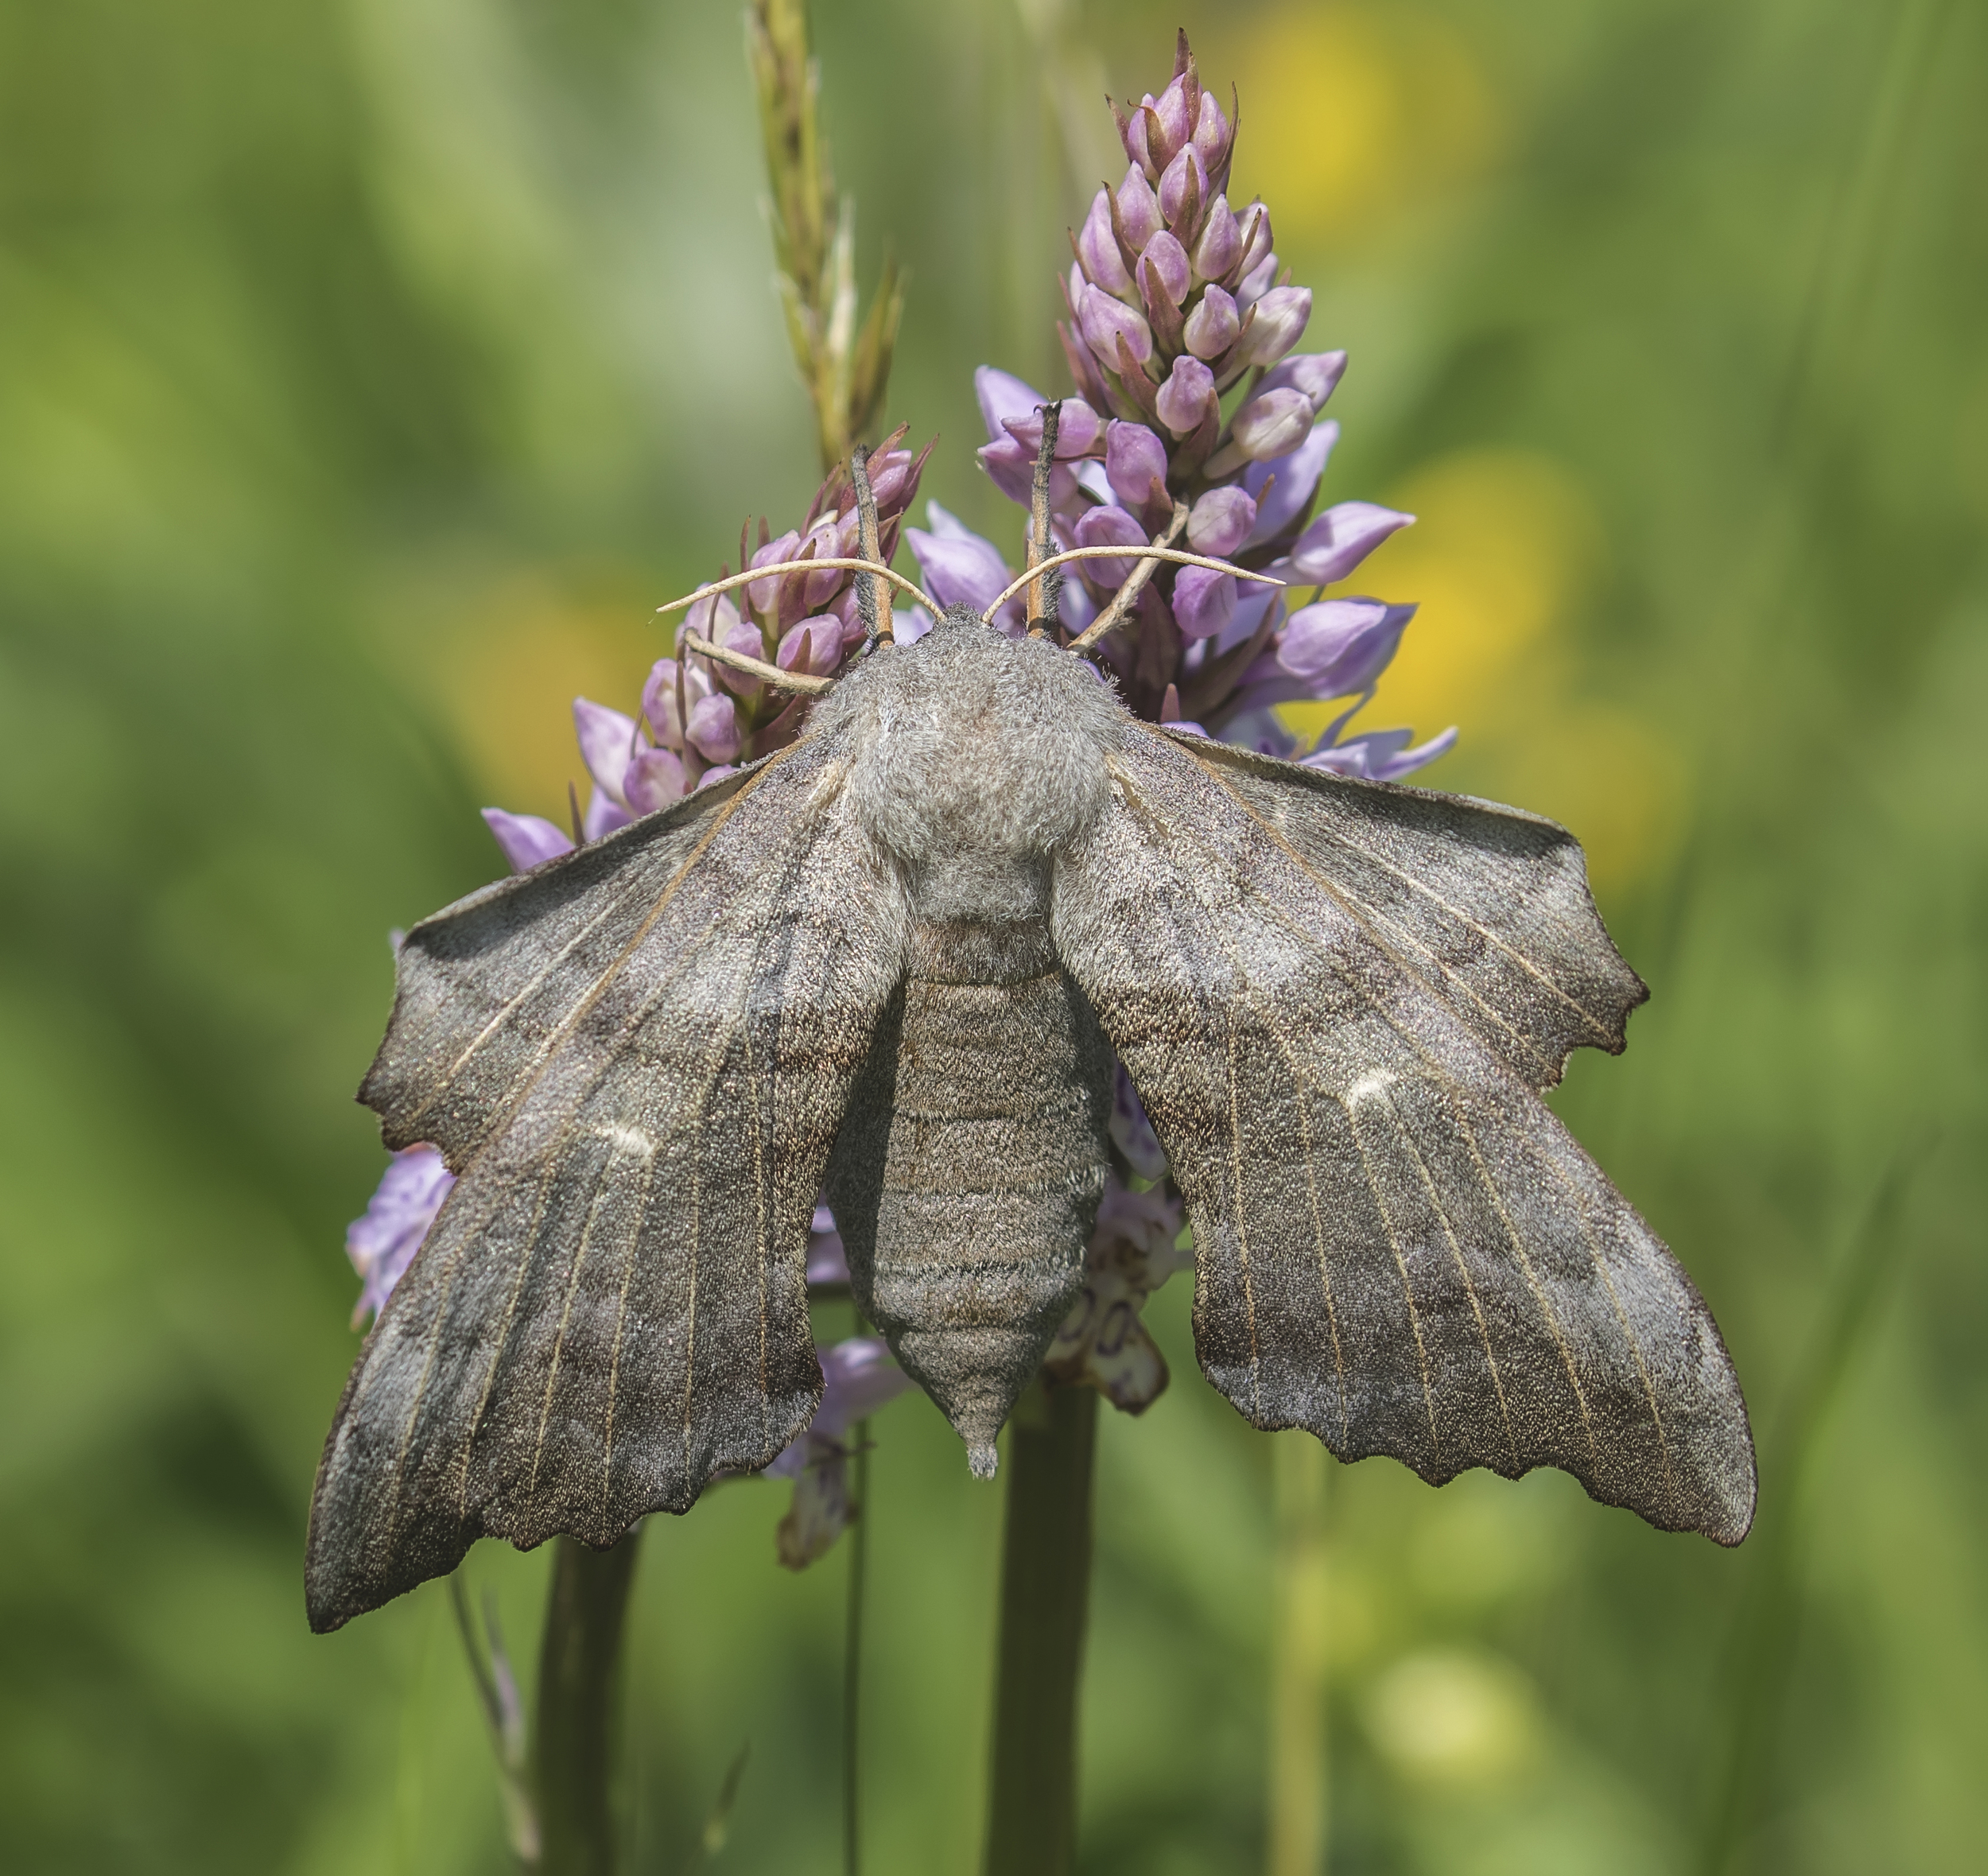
[1079,283,1154,368]
[623,746,686,814]
[1257,350,1348,410]
[746,529,801,616]
[1172,565,1237,641]
[708,612,770,697]
[1193,195,1241,280]
[1290,503,1415,586]
[978,434,1039,506]
[1115,165,1163,253]
[1077,187,1134,294]
[1182,283,1241,359]
[1237,251,1279,311]
[1159,144,1208,231]
[1191,86,1233,183]
[1244,419,1339,545]
[1150,77,1193,170]
[864,449,914,513]
[1105,419,1170,512]
[685,691,740,764]
[778,616,841,676]
[977,365,1048,442]
[1155,354,1216,437]
[1003,398,1103,459]
[1235,286,1312,367]
[1186,484,1258,557]
[1073,503,1147,588]
[481,808,572,875]
[573,697,640,807]
[1136,230,1190,309]
[642,656,698,749]
[1272,599,1418,697]
[1229,387,1314,460]
[1232,203,1273,285]
[1117,95,1157,180]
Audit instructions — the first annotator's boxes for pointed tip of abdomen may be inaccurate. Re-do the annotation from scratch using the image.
[968,1443,1000,1480]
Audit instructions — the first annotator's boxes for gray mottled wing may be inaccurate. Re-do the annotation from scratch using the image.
[307,731,908,1631]
[1171,733,1645,1089]
[1052,724,1754,1544]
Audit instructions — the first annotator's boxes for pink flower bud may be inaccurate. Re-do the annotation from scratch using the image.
[1258,351,1348,410]
[1119,95,1156,179]
[1183,283,1240,360]
[1151,78,1193,169]
[746,530,800,616]
[1192,87,1233,181]
[623,746,686,814]
[778,616,842,676]
[1079,283,1153,368]
[1206,388,1314,476]
[1116,165,1163,253]
[1187,485,1258,557]
[685,692,740,764]
[573,697,640,807]
[1159,145,1208,230]
[1172,565,1237,641]
[642,656,703,750]
[1155,355,1216,437]
[1136,230,1190,309]
[1193,195,1241,280]
[1235,286,1312,367]
[1105,420,1170,513]
[1077,187,1133,294]
[1073,503,1148,588]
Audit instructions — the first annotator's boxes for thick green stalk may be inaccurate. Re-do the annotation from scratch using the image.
[534,1530,644,1876]
[983,1382,1098,1876]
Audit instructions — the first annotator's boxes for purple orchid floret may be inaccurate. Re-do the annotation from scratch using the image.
[772,1334,914,1570]
[346,1144,454,1328]
[481,808,573,872]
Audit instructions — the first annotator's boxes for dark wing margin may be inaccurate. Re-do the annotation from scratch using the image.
[1052,727,1754,1544]
[1160,728,1646,1089]
[307,732,910,1630]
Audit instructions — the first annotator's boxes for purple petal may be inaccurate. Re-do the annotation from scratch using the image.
[1244,421,1339,545]
[1290,503,1415,585]
[1001,398,1103,460]
[1192,196,1241,281]
[1304,724,1458,782]
[1237,251,1279,310]
[1077,188,1133,295]
[1257,350,1348,410]
[1268,599,1419,697]
[711,615,769,698]
[1235,285,1312,367]
[1078,283,1152,369]
[1105,420,1169,512]
[583,787,632,841]
[1150,76,1192,168]
[1182,282,1240,360]
[1073,503,1148,587]
[1116,164,1163,252]
[813,1336,914,1438]
[623,746,686,813]
[907,504,1022,628]
[976,366,1047,444]
[685,692,740,763]
[1110,1062,1168,1180]
[1158,144,1208,227]
[1137,230,1190,308]
[1191,87,1233,181]
[573,697,640,806]
[1233,203,1273,282]
[481,807,573,872]
[1217,387,1314,470]
[978,434,1037,505]
[778,616,841,676]
[1173,565,1237,641]
[347,1144,455,1326]
[1187,485,1257,557]
[806,1214,849,1287]
[745,530,802,616]
[643,655,708,750]
[1154,354,1216,437]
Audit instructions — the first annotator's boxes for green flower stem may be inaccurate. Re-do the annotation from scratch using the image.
[534,1529,645,1876]
[1267,1433,1330,1876]
[983,1381,1099,1876]
[844,1421,871,1876]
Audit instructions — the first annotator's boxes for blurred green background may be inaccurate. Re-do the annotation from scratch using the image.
[2,0,1982,1870]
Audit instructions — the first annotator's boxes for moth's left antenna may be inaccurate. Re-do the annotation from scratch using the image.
[851,444,891,650]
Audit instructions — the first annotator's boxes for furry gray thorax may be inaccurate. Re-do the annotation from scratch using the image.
[811,606,1122,1472]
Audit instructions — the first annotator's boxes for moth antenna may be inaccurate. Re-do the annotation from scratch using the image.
[1063,503,1188,654]
[685,631,833,696]
[984,523,1283,640]
[657,558,941,623]
[850,443,891,649]
[1024,401,1062,639]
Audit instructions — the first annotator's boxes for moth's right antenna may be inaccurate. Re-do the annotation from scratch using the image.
[1024,401,1062,639]
[851,443,890,651]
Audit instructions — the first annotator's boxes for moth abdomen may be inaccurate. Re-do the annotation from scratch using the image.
[826,921,1112,1475]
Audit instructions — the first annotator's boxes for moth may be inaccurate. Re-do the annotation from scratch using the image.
[307,449,1755,1634]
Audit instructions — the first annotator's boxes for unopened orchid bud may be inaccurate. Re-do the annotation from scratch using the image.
[1116,165,1164,254]
[1187,484,1257,557]
[1137,230,1190,309]
[1237,250,1279,311]
[1073,503,1148,588]
[1077,188,1134,294]
[1002,398,1103,460]
[1232,203,1273,285]
[1222,387,1314,467]
[1191,86,1233,184]
[641,655,706,750]
[1235,285,1312,367]
[623,746,686,814]
[1193,195,1241,281]
[481,808,572,874]
[746,530,801,616]
[778,616,841,676]
[685,691,740,763]
[907,506,1023,628]
[710,614,770,697]
[1149,77,1193,171]
[1079,283,1153,368]
[1105,419,1170,513]
[978,434,1038,506]
[863,449,914,513]
[1173,565,1237,641]
[1155,354,1216,437]
[1182,283,1241,359]
[1116,95,1157,180]
[977,365,1048,442]
[573,697,641,807]
[1271,599,1419,697]
[1109,1062,1168,1180]
[1290,503,1415,586]
[1258,350,1348,410]
[1243,420,1338,545]
[1159,145,1208,231]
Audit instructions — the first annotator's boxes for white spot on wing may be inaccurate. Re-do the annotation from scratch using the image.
[1345,1071,1396,1107]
